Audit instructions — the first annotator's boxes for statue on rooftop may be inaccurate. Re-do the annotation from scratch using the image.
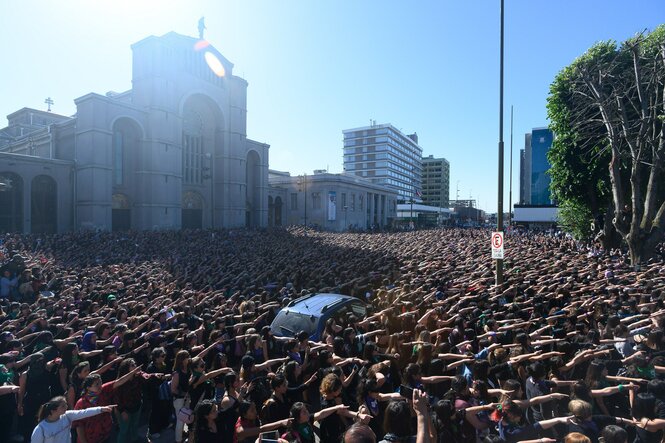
[198,17,206,40]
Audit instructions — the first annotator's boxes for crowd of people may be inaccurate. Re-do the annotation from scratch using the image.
[1,226,665,443]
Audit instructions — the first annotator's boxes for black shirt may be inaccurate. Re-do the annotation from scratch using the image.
[319,396,345,443]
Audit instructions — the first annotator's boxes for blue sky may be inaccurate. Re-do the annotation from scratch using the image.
[1,1,664,212]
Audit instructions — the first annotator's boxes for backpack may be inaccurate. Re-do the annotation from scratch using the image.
[158,380,173,401]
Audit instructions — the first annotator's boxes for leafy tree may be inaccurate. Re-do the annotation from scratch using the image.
[546,26,665,267]
[557,200,593,241]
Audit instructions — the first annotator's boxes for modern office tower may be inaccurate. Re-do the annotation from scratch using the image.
[519,133,532,205]
[519,128,553,205]
[421,155,450,208]
[342,122,422,202]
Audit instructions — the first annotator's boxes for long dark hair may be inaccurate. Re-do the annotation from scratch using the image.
[191,400,216,443]
[584,360,606,389]
[432,399,458,442]
[290,401,308,424]
[383,400,413,438]
[117,358,136,378]
[633,393,657,420]
[173,350,190,372]
[69,361,91,399]
[37,396,67,421]
[61,343,79,370]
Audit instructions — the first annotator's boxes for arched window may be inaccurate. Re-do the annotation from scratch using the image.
[182,110,204,185]
[31,175,57,233]
[112,193,131,231]
[112,118,141,188]
[245,150,261,227]
[113,130,124,185]
[182,191,203,229]
[0,172,24,232]
[274,196,283,227]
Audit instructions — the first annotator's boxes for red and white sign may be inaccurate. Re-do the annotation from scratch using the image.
[491,232,504,259]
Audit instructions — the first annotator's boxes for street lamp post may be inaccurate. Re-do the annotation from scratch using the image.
[508,105,513,229]
[496,0,505,287]
[297,173,308,228]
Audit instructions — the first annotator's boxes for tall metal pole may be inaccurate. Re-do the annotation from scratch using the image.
[210,155,215,229]
[496,0,505,287]
[508,105,513,229]
[304,173,307,228]
[410,166,414,229]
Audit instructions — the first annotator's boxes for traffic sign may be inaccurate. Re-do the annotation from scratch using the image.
[491,231,504,259]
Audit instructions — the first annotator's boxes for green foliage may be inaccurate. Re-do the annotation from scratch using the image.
[546,25,665,262]
[558,200,593,241]
[546,42,614,228]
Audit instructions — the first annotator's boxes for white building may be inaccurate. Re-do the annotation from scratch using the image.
[0,31,269,233]
[268,171,398,231]
[342,123,422,202]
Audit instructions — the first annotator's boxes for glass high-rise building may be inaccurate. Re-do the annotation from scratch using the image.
[519,127,554,205]
[342,123,422,201]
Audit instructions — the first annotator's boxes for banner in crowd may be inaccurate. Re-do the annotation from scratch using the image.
[328,191,337,221]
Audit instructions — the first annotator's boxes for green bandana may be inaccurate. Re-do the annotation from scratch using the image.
[0,365,13,385]
[297,423,313,442]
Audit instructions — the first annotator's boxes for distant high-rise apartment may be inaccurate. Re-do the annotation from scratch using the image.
[343,123,422,201]
[421,155,450,207]
[519,128,553,205]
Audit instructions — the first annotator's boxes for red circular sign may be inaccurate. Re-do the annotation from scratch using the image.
[492,233,503,249]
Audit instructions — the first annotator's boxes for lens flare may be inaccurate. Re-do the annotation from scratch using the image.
[204,51,226,77]
[194,40,210,52]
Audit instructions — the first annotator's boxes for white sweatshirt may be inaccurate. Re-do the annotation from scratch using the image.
[31,407,105,443]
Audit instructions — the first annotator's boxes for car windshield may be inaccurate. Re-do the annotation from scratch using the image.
[272,311,317,337]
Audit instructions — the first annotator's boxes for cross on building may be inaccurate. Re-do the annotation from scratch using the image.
[44,97,54,112]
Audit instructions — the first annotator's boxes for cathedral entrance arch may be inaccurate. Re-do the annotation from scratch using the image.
[245,150,260,228]
[181,94,225,227]
[112,193,131,231]
[182,191,204,230]
[274,196,283,227]
[0,172,24,232]
[31,175,57,234]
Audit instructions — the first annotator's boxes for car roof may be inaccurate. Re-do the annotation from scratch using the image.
[284,293,358,316]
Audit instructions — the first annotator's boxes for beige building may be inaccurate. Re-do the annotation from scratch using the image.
[421,155,450,208]
[268,171,398,231]
[0,31,269,233]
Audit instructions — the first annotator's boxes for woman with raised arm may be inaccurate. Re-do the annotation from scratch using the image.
[18,353,54,443]
[30,396,115,443]
[187,355,231,406]
[219,372,245,443]
[233,400,292,443]
[73,364,142,443]
[170,350,191,443]
[281,401,351,443]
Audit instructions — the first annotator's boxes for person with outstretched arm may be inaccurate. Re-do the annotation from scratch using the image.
[31,396,115,443]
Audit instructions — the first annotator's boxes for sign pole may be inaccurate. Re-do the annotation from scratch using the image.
[496,0,505,287]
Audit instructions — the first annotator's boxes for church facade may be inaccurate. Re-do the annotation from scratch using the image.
[0,32,269,233]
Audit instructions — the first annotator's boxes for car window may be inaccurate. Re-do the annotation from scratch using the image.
[272,311,317,337]
[350,301,367,318]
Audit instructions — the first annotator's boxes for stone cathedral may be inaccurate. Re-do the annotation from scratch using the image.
[0,31,269,233]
